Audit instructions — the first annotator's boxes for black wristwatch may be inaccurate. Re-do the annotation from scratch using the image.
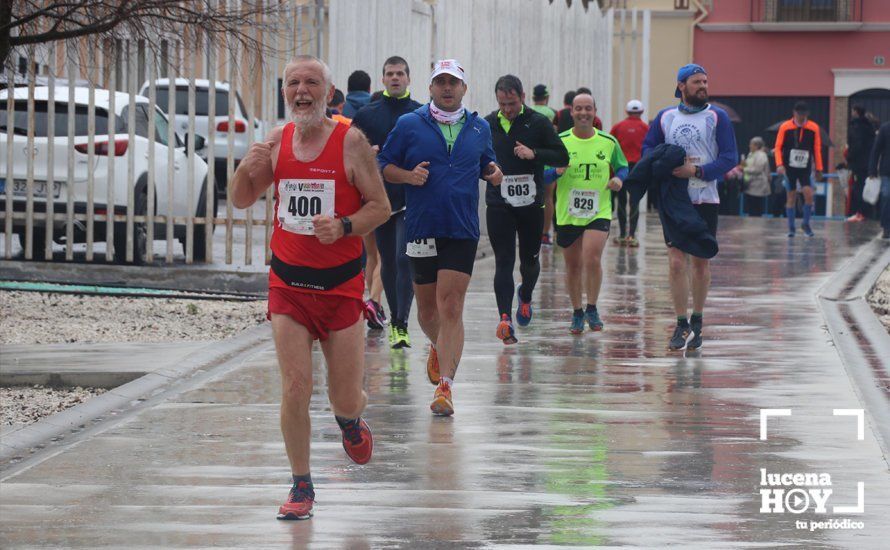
[340,217,353,235]
[694,166,703,179]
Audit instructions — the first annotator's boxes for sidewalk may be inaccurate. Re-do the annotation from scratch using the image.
[1,215,888,548]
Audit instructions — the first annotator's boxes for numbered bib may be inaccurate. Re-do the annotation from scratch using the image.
[277,179,335,235]
[568,188,599,219]
[687,155,708,189]
[788,149,810,169]
[500,174,536,207]
[406,238,437,258]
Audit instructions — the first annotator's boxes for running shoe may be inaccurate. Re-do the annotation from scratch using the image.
[586,309,604,331]
[541,233,553,246]
[277,480,314,520]
[802,224,814,237]
[613,236,626,246]
[364,300,387,330]
[570,311,585,334]
[787,230,795,238]
[430,381,454,416]
[626,236,639,248]
[392,325,411,349]
[496,314,518,345]
[426,344,440,385]
[846,212,865,222]
[515,283,533,327]
[340,417,373,465]
[687,324,703,351]
[668,324,693,351]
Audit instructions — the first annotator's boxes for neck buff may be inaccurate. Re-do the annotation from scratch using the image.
[678,102,709,115]
[383,89,411,99]
[430,102,466,125]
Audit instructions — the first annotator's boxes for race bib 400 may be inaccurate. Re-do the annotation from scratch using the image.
[277,179,335,235]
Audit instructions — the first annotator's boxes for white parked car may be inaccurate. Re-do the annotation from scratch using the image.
[0,86,215,263]
[139,79,264,194]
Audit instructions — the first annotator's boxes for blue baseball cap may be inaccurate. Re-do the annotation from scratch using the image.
[674,63,707,98]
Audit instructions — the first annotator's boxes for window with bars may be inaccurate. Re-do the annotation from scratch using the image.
[763,0,855,22]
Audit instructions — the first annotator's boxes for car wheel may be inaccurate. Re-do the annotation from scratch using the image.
[16,227,52,261]
[185,176,216,262]
[114,191,149,265]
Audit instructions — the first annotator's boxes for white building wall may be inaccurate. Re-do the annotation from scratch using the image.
[330,0,611,118]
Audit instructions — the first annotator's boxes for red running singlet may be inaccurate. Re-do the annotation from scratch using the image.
[269,121,364,299]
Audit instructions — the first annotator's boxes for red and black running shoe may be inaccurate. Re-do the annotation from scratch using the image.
[340,417,373,465]
[277,480,314,520]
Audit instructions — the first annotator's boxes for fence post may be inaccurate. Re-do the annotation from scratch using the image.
[4,66,14,259]
[85,47,97,261]
[206,15,217,264]
[125,42,137,263]
[106,43,116,262]
[24,45,36,260]
[45,42,56,260]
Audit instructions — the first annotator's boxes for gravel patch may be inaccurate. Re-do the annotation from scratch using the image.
[866,265,890,334]
[1,290,266,429]
[1,385,107,427]
[0,290,267,345]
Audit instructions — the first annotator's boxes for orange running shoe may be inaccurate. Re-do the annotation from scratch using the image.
[430,381,454,416]
[339,417,373,465]
[277,480,314,520]
[426,344,440,385]
[496,314,518,345]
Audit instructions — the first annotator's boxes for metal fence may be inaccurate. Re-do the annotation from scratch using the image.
[3,0,617,267]
[1,2,325,266]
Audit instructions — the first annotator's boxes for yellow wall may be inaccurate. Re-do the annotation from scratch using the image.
[609,2,694,125]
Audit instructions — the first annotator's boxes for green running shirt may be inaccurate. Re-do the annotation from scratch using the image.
[437,114,466,153]
[555,128,628,226]
[530,104,556,122]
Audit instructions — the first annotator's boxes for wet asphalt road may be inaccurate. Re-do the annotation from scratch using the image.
[1,215,889,548]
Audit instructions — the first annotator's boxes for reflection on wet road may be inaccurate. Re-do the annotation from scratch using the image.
[1,215,889,548]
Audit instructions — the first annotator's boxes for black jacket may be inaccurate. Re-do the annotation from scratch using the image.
[869,121,890,178]
[625,143,719,259]
[847,115,876,168]
[483,107,568,208]
[352,94,422,212]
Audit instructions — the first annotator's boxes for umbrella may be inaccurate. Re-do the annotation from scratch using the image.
[765,121,833,147]
[710,101,741,123]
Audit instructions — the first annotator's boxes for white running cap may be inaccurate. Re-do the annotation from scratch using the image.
[430,59,465,84]
[625,99,644,113]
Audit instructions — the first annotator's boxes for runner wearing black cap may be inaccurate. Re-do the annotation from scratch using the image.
[530,84,557,125]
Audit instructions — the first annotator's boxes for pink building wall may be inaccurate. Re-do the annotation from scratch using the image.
[693,0,890,97]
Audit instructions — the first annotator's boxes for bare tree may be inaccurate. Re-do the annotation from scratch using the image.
[1,0,284,73]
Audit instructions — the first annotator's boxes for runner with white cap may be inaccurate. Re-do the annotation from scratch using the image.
[609,99,649,247]
[378,59,503,416]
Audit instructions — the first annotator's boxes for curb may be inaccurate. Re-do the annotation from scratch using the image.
[0,323,272,476]
[0,260,268,295]
[817,238,890,464]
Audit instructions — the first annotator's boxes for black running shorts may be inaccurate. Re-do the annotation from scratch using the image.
[555,218,611,248]
[410,238,478,285]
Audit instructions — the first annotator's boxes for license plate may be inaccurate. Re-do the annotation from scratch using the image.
[0,178,62,198]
